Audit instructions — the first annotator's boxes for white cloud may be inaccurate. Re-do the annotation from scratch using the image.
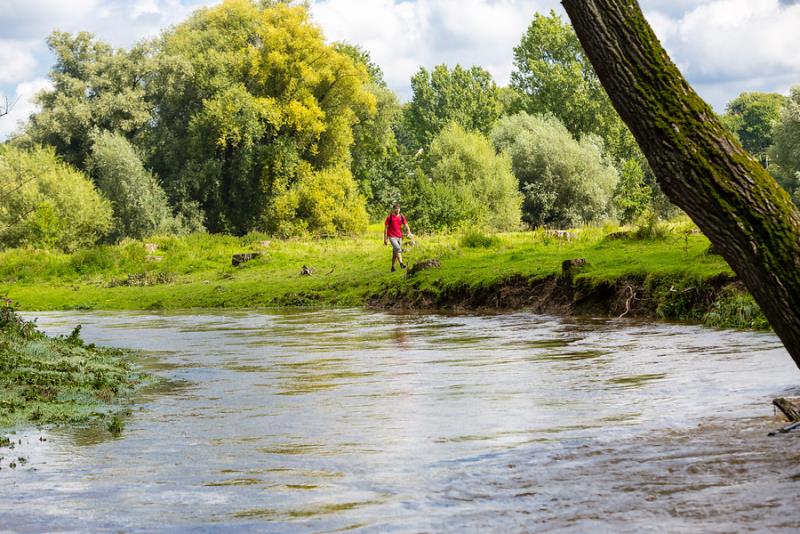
[0,77,52,140]
[673,0,800,81]
[0,39,41,83]
[310,0,553,100]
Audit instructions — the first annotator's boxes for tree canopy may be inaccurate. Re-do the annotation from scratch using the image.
[403,123,521,232]
[491,113,618,228]
[403,64,502,151]
[722,92,786,165]
[510,10,637,163]
[0,145,112,250]
[770,86,800,204]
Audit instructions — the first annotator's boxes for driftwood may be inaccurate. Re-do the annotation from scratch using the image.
[407,259,441,277]
[768,398,800,436]
[232,253,261,267]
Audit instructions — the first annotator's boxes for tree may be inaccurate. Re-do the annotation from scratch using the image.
[722,92,786,166]
[146,0,375,235]
[1,94,18,118]
[24,31,153,170]
[336,43,405,217]
[0,145,112,250]
[87,131,181,240]
[562,0,800,369]
[770,86,800,204]
[510,10,637,163]
[491,112,618,227]
[403,123,521,232]
[402,64,502,151]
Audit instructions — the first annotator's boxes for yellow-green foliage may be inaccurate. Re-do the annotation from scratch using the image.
[0,145,112,251]
[151,0,376,235]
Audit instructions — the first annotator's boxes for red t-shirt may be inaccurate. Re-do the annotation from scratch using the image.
[384,213,407,238]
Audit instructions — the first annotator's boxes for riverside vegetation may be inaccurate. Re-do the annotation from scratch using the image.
[1,217,767,330]
[0,302,146,431]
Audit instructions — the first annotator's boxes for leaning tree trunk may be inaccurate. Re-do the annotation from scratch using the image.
[561,0,800,369]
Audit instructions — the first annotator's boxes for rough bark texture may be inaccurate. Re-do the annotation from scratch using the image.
[562,0,800,370]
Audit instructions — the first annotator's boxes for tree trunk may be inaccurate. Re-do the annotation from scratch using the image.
[561,0,800,369]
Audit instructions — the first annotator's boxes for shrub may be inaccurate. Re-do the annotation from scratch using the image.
[704,292,769,330]
[491,112,618,228]
[87,131,179,240]
[460,230,501,248]
[631,209,670,240]
[404,123,522,232]
[0,145,112,250]
[266,165,369,237]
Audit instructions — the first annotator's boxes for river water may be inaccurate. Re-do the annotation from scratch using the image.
[2,309,800,532]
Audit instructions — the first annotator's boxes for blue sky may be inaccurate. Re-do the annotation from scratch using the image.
[2,0,800,139]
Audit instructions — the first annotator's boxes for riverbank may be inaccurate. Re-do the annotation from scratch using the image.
[0,223,768,329]
[0,304,146,430]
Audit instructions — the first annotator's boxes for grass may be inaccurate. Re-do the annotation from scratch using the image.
[0,303,147,429]
[0,224,732,310]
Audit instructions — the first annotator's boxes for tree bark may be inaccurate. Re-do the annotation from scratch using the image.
[561,0,800,369]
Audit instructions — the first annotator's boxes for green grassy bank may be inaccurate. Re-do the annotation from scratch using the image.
[0,223,769,329]
[0,304,146,430]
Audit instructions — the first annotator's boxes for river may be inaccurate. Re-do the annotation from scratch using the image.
[2,309,800,532]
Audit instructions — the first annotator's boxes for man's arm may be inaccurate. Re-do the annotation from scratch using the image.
[404,221,413,237]
[383,224,388,245]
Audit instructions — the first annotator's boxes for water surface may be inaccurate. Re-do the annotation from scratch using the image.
[2,310,799,532]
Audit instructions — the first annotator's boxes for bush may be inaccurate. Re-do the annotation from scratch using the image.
[631,209,670,240]
[266,165,369,237]
[491,112,618,228]
[87,131,180,240]
[460,230,501,248]
[404,123,522,232]
[0,145,112,250]
[704,292,769,330]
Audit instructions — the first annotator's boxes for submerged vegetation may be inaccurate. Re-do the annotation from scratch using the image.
[0,301,146,429]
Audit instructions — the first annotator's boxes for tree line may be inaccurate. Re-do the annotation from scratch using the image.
[1,0,799,251]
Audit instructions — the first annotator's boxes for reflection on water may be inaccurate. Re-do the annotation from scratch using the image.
[2,309,800,532]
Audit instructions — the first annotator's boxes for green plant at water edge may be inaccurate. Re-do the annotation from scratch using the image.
[0,300,146,428]
[703,292,770,330]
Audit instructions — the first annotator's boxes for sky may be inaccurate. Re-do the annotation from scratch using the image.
[2,0,800,140]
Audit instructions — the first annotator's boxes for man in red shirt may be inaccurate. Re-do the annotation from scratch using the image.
[384,203,413,272]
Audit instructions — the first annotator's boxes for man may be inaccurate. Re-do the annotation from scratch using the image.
[384,203,413,272]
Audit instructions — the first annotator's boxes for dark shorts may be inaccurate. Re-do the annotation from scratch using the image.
[389,237,402,253]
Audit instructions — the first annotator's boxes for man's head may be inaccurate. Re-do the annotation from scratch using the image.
[393,203,401,214]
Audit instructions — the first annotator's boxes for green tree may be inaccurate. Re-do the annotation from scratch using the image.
[770,86,800,204]
[510,10,636,163]
[23,31,153,170]
[403,64,502,151]
[87,131,186,240]
[147,0,375,235]
[336,42,405,217]
[404,123,521,232]
[0,145,112,250]
[722,92,786,165]
[613,157,651,224]
[491,112,618,227]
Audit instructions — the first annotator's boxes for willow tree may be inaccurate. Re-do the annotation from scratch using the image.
[561,0,800,369]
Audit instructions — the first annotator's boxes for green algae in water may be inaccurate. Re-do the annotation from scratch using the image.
[0,306,147,429]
